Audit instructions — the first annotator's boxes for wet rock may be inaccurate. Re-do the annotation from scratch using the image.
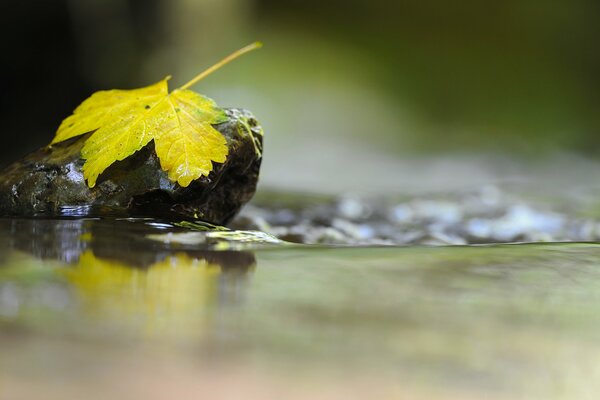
[0,108,263,225]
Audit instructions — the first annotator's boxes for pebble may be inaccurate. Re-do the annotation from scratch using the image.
[234,187,600,246]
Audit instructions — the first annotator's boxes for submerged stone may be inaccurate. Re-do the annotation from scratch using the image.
[233,187,600,245]
[0,108,263,225]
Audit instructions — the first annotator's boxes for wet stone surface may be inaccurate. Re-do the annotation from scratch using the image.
[0,108,263,225]
[232,186,600,245]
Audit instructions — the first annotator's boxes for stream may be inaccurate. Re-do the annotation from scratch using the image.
[1,188,600,399]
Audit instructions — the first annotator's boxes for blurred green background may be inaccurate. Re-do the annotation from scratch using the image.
[1,0,598,192]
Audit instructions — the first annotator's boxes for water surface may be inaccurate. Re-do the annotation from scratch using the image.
[1,218,599,399]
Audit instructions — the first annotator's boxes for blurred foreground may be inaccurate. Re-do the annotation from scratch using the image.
[2,218,600,399]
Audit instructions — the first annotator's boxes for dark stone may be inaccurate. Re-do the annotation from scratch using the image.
[0,108,263,225]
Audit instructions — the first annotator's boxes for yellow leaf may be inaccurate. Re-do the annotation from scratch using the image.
[151,89,228,187]
[52,79,227,188]
[51,79,168,145]
[50,42,262,188]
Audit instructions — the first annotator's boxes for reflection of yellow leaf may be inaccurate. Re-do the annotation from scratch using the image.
[63,251,222,338]
[50,42,262,188]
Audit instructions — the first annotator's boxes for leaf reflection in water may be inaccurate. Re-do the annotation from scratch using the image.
[62,251,244,339]
[0,218,256,340]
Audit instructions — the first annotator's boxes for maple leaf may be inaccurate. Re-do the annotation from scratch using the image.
[50,42,262,188]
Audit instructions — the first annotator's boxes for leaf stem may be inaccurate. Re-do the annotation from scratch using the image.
[178,42,263,91]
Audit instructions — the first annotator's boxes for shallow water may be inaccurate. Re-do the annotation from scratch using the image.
[1,218,600,399]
